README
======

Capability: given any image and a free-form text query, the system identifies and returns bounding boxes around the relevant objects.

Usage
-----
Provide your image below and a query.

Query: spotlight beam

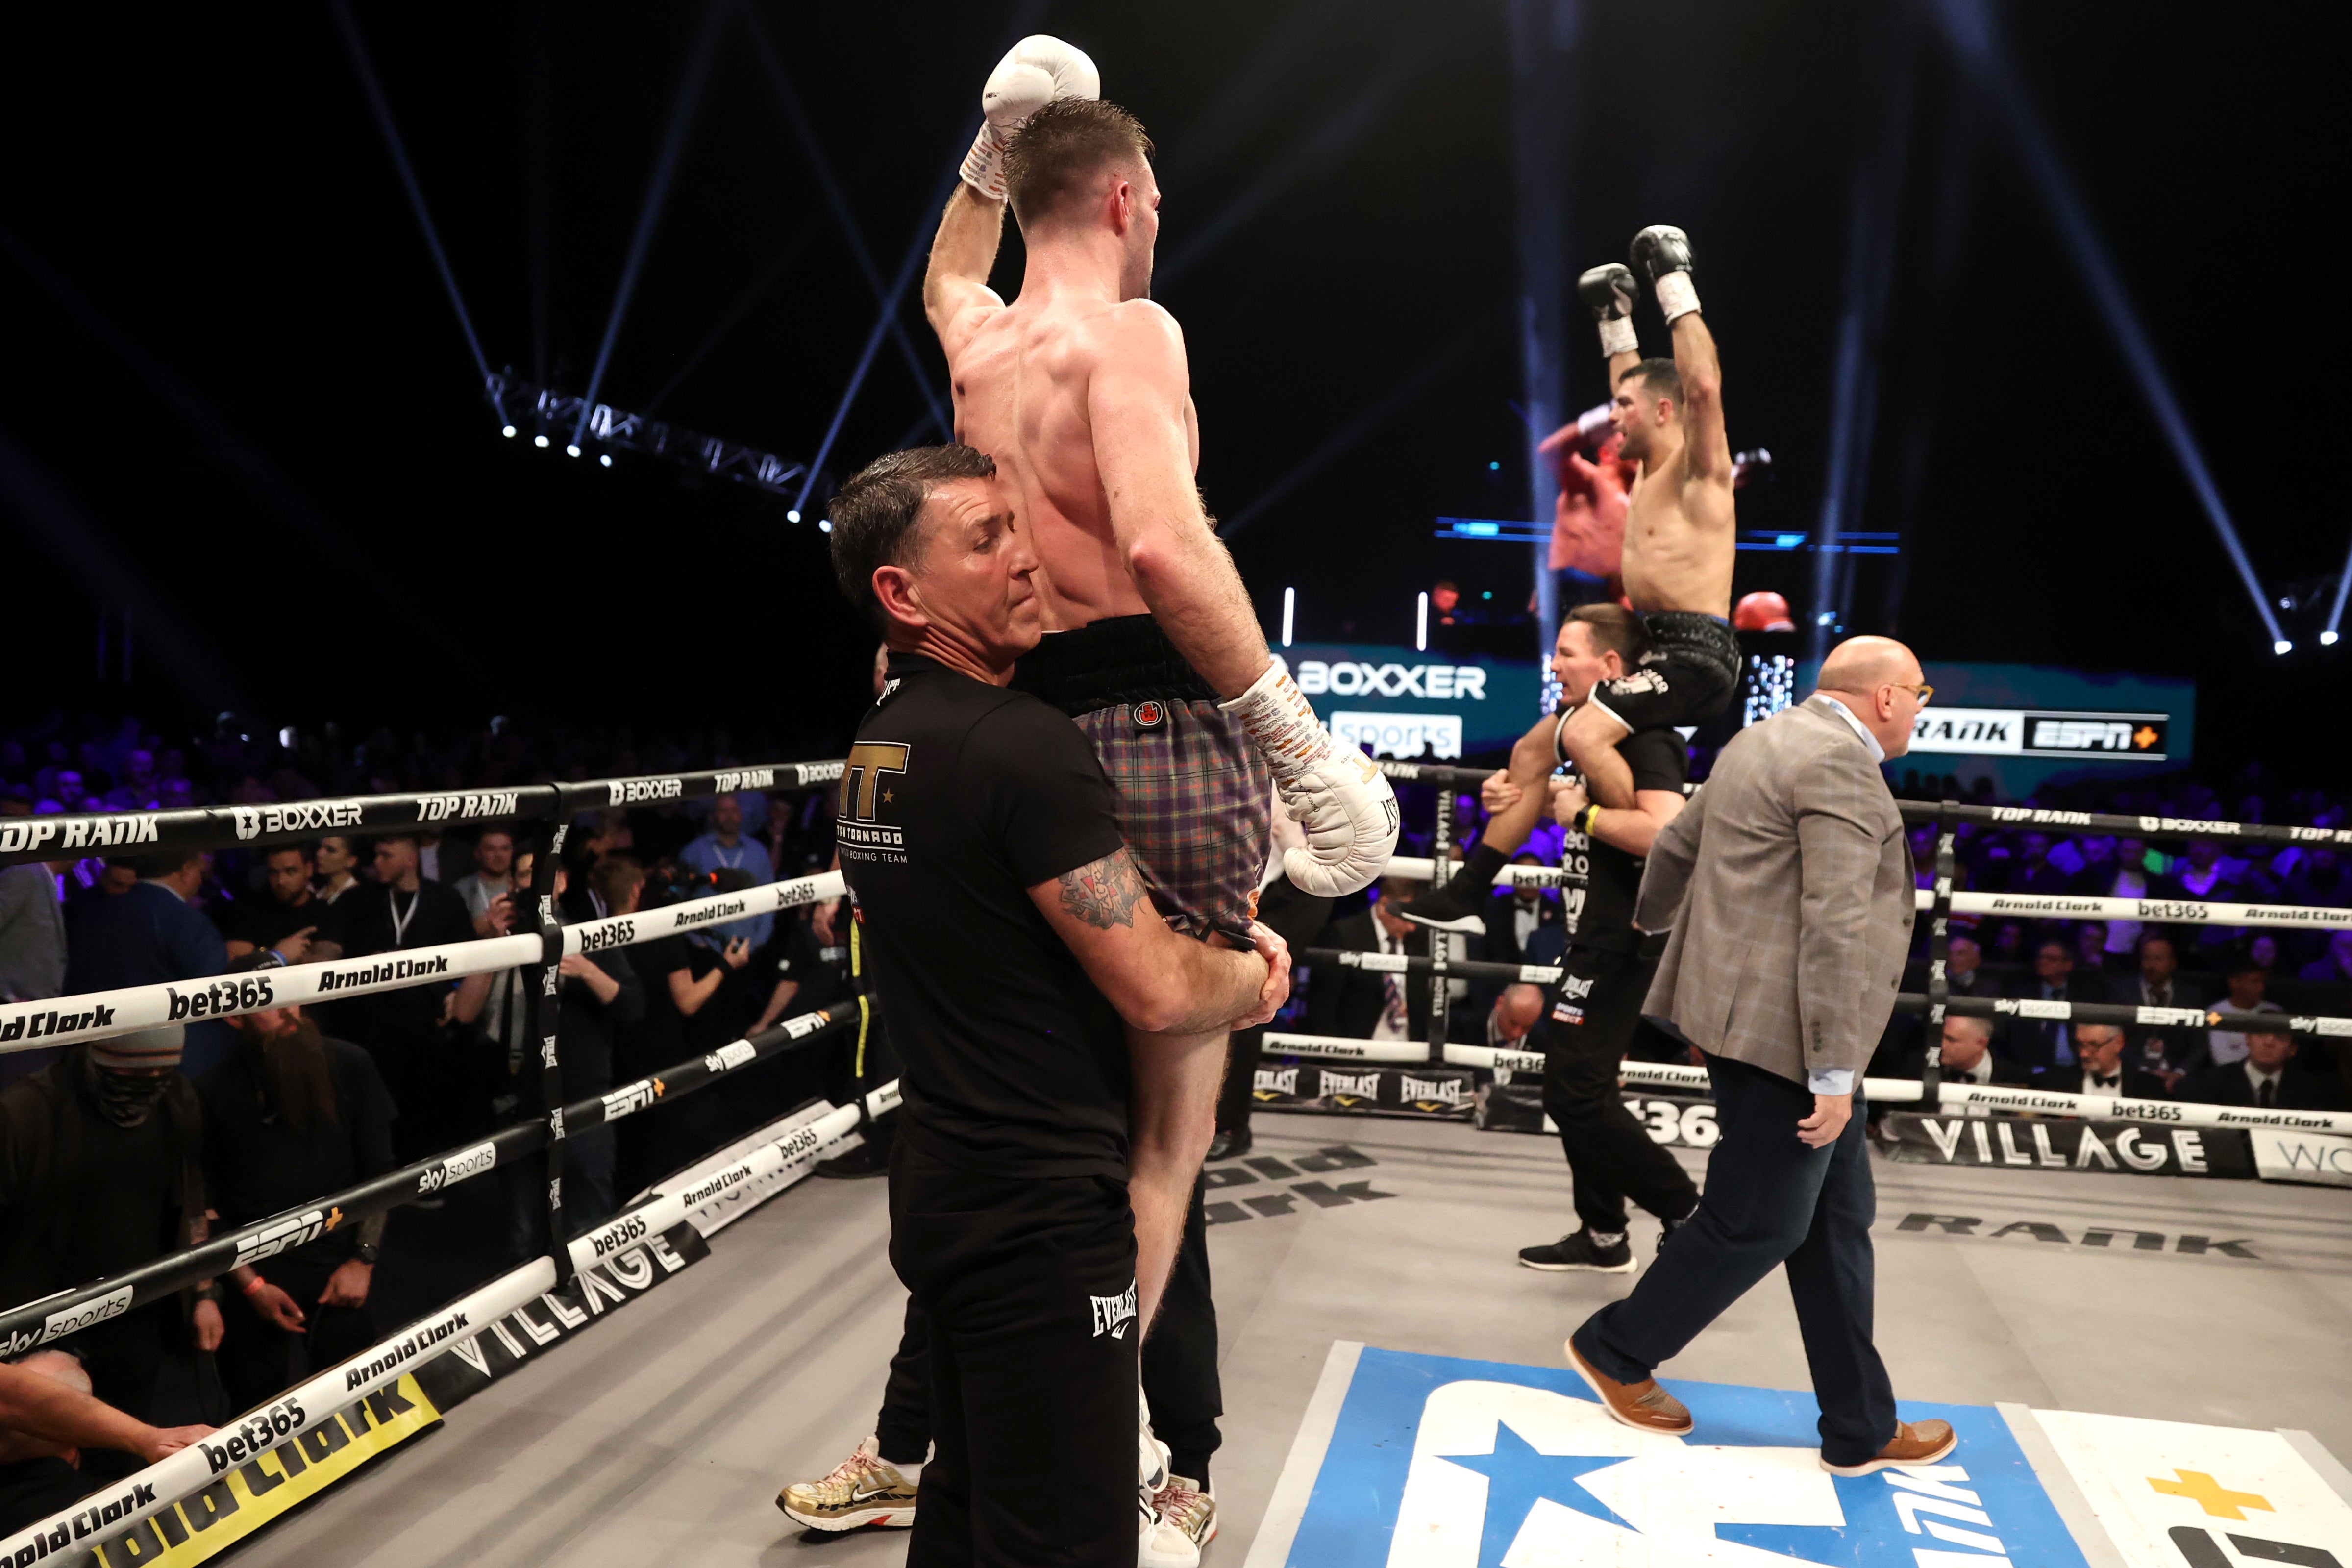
[1928,0,2286,651]
[792,0,1052,517]
[570,0,732,452]
[331,0,492,383]
[1154,64,1409,293]
[1807,6,1920,665]
[742,8,950,437]
[1217,312,1493,541]
[2325,526,2352,646]
[0,419,228,703]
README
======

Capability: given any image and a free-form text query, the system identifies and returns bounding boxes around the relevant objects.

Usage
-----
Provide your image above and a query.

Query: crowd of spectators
[1352,758,2352,1111]
[4,709,2351,1520]
[0,711,857,1516]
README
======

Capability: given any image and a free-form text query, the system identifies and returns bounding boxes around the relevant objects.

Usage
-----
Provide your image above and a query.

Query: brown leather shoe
[1564,1338,1693,1435]
[1820,1419,1958,1475]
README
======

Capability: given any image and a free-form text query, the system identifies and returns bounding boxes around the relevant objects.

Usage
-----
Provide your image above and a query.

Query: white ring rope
[0,1257,559,1565]
[1262,1033,2352,1134]
[0,872,846,1054]
[1379,854,2352,930]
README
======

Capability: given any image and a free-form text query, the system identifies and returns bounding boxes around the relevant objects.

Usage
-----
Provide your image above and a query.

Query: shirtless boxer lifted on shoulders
[920,38,1397,1549]
[1404,227,1737,933]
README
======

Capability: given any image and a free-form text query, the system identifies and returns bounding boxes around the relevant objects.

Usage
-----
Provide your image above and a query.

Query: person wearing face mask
[0,1025,219,1428]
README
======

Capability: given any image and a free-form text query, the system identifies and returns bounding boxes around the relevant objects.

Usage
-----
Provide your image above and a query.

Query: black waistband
[1011,615,1216,716]
[1639,610,1737,649]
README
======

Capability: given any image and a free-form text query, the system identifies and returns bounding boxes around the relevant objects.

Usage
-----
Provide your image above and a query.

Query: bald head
[1493,983,1547,1044]
[1818,636,1917,695]
[1815,635,1924,759]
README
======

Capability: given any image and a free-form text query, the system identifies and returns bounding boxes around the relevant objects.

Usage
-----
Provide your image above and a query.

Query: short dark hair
[827,445,999,630]
[1564,602,1648,665]
[591,853,646,913]
[1618,356,1683,412]
[2228,955,2267,978]
[1004,98,1155,227]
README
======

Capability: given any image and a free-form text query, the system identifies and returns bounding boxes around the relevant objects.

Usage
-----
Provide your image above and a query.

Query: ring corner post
[521,809,570,1290]
[1920,798,1958,1111]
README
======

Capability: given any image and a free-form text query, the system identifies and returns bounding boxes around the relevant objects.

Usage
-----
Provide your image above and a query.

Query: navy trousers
[1570,1051,1897,1466]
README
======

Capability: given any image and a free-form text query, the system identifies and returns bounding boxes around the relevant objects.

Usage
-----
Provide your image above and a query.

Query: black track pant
[877,1171,1223,1483]
[1542,939,1700,1235]
[892,1144,1139,1568]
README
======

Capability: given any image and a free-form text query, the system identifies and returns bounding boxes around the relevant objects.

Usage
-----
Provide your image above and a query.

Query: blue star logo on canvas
[1437,1421,1636,1568]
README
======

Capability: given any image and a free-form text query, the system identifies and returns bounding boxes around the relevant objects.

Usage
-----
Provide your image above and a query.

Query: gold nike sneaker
[777,1435,919,1531]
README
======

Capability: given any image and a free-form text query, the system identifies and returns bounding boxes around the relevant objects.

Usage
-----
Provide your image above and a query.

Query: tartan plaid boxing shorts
[1013,615,1273,943]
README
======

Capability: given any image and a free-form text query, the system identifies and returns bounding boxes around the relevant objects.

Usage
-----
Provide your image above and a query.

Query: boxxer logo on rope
[1089,1283,1138,1341]
[608,777,683,805]
[230,800,365,841]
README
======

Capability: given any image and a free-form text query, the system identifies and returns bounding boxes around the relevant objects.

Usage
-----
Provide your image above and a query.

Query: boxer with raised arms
[924,38,1394,1327]
[1404,227,1740,935]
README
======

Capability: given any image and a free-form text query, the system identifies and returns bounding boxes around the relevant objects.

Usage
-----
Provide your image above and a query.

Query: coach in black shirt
[1515,606,1702,1276]
[827,445,1287,1568]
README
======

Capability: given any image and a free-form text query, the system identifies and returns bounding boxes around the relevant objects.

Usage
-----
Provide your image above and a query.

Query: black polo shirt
[1568,726,1688,952]
[841,653,1128,1180]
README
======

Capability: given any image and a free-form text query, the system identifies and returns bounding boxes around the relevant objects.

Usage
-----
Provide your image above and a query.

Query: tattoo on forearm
[1059,851,1150,930]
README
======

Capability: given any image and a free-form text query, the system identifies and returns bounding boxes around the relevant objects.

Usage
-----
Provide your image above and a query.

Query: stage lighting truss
[485,372,811,503]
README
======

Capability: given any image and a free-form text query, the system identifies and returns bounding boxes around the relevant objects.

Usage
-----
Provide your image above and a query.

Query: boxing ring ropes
[4,757,2352,1559]
[0,760,896,1563]
[1263,759,2352,1141]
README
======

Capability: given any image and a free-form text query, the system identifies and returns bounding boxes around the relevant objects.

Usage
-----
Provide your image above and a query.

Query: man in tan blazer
[1563,636,1959,1476]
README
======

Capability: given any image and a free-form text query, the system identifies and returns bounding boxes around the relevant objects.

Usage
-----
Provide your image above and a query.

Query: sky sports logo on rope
[1909,707,2170,760]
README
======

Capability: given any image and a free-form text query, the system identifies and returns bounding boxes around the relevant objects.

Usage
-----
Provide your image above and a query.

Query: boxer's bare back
[937,278,1195,631]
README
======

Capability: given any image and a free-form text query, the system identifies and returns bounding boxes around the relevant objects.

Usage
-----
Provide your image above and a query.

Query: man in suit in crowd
[1306,878,1470,1042]
[2002,937,2110,1073]
[2039,1022,2167,1100]
[2176,1027,2329,1110]
[1564,636,1956,1476]
[1894,1015,2030,1099]
[2125,934,2208,1085]
[1874,929,1997,1076]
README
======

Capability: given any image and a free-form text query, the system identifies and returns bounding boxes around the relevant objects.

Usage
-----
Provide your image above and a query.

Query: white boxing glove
[1220,660,1400,897]
[958,35,1100,204]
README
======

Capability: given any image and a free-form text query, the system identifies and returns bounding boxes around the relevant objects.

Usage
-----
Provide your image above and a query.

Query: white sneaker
[776,1434,919,1531]
[1148,1475,1216,1562]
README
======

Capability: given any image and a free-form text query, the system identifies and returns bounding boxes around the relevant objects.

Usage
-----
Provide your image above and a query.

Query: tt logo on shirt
[1089,1282,1139,1341]
[839,742,911,822]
